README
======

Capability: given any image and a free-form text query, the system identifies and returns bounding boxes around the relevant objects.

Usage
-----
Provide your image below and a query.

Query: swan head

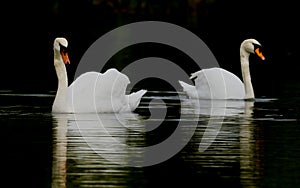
[241,39,265,60]
[53,37,70,64]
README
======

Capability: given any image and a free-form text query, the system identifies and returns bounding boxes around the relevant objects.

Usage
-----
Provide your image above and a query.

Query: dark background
[2,0,299,98]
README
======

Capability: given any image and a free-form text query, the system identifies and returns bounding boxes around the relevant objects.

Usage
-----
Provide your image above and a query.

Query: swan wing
[127,89,147,111]
[94,68,131,112]
[94,68,147,112]
[192,68,245,99]
[68,72,99,113]
[178,80,198,99]
[68,68,142,113]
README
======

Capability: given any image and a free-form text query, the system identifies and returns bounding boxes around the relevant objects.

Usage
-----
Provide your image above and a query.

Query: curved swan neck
[52,48,68,112]
[54,49,68,84]
[240,48,254,99]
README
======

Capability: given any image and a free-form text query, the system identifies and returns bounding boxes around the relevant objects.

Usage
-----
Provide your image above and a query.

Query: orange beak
[61,51,70,64]
[255,48,265,60]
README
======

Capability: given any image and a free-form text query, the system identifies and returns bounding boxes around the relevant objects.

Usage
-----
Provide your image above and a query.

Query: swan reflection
[181,97,260,187]
[52,113,68,188]
[51,96,261,187]
[51,112,146,188]
[181,98,253,117]
[180,97,254,152]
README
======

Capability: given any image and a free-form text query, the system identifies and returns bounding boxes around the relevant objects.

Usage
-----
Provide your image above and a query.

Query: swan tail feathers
[178,80,198,99]
[190,72,200,79]
[128,89,147,111]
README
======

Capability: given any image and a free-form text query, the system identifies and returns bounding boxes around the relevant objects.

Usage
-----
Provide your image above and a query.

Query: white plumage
[179,39,265,100]
[52,37,147,113]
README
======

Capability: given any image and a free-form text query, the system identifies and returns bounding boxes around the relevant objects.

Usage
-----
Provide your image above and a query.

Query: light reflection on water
[1,89,300,188]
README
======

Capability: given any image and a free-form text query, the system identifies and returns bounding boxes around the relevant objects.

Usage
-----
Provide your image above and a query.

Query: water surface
[1,84,300,188]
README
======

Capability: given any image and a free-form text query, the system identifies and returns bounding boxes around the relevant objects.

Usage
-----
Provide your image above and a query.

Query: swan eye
[252,43,265,60]
[59,43,70,64]
[253,43,261,50]
[59,43,68,52]
[61,48,67,55]
[59,43,68,55]
[254,47,265,60]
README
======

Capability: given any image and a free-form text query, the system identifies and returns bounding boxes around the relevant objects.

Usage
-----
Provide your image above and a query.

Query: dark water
[1,83,300,188]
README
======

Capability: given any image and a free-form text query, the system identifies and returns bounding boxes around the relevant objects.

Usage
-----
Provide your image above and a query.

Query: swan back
[191,68,245,99]
[68,68,146,113]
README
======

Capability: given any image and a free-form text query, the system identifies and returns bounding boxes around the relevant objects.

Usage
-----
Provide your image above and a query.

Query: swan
[52,37,147,113]
[178,38,265,100]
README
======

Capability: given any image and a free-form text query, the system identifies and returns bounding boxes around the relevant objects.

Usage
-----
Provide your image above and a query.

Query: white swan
[52,37,147,113]
[179,38,265,100]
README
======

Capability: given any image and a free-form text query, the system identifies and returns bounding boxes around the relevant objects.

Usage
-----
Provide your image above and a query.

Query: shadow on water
[1,84,300,188]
